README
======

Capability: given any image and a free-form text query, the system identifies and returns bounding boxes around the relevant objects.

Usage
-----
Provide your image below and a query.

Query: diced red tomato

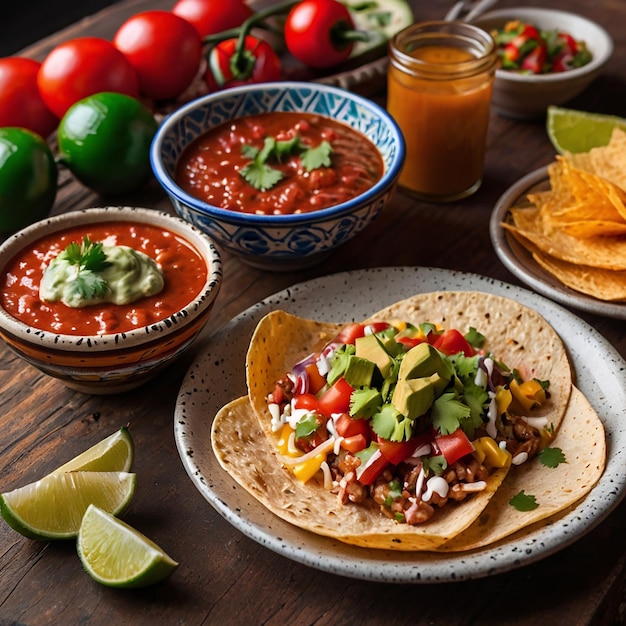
[432,329,476,357]
[304,362,326,394]
[356,449,389,485]
[396,335,426,348]
[435,428,474,465]
[317,377,354,416]
[335,412,370,439]
[366,322,391,334]
[521,45,547,73]
[341,434,368,453]
[293,393,320,411]
[558,32,578,54]
[378,435,423,465]
[332,323,366,345]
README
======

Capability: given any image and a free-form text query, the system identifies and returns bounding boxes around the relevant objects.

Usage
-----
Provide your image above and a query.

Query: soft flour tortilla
[438,386,606,552]
[212,395,509,551]
[215,291,579,551]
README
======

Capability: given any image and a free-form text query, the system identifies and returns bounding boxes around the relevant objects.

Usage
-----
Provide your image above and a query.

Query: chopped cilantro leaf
[431,392,471,435]
[327,344,355,385]
[538,446,566,468]
[295,412,320,438]
[422,455,447,476]
[465,326,486,349]
[239,133,334,191]
[58,236,111,300]
[509,490,539,511]
[371,404,413,442]
[301,140,332,171]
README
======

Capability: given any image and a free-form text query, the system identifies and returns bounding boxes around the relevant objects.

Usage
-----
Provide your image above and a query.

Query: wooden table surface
[2,0,626,624]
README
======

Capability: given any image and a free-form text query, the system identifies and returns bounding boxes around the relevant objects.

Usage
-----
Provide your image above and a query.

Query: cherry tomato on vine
[172,0,253,38]
[0,128,57,233]
[113,11,203,101]
[205,35,281,90]
[284,0,357,69]
[0,57,58,138]
[37,37,139,119]
[57,92,158,195]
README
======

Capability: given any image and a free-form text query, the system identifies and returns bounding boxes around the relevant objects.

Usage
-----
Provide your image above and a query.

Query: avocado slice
[343,355,377,388]
[391,377,435,421]
[355,333,394,378]
[398,342,454,384]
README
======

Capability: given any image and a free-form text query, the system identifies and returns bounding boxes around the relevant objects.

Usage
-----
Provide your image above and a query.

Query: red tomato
[435,428,474,465]
[0,57,58,138]
[172,0,253,38]
[377,436,421,465]
[335,413,370,439]
[204,35,281,90]
[396,335,426,349]
[284,0,356,69]
[114,11,202,101]
[521,44,547,74]
[357,448,388,485]
[317,377,354,416]
[37,37,139,119]
[432,329,475,357]
[332,322,365,345]
[293,393,320,411]
[366,322,391,334]
[341,434,368,453]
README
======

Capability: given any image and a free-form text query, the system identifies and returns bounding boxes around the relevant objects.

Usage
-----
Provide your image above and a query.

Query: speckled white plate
[490,166,626,320]
[174,267,626,583]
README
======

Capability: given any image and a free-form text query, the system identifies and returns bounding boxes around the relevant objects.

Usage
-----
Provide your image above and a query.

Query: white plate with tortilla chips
[490,166,626,320]
[174,267,626,582]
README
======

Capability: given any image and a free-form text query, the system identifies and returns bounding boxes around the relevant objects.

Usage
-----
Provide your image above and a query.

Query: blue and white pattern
[151,82,405,270]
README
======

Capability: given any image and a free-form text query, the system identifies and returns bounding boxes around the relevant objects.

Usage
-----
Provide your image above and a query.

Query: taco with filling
[211,292,603,551]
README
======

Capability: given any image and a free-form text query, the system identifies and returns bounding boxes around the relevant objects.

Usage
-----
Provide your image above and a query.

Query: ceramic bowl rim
[473,7,614,84]
[150,81,406,226]
[0,206,222,351]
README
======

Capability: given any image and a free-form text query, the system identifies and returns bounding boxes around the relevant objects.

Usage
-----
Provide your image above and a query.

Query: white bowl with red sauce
[0,207,222,394]
[150,82,405,271]
[472,8,613,119]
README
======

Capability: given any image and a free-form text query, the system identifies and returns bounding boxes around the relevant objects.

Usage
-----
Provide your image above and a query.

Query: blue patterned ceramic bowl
[150,82,405,270]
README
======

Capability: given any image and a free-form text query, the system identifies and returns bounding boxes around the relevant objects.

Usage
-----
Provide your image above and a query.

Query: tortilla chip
[211,395,509,551]
[437,386,606,552]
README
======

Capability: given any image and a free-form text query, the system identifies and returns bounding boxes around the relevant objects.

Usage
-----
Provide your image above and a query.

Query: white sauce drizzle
[520,415,549,429]
[321,461,333,490]
[422,476,449,502]
[486,392,498,438]
[512,452,529,465]
[459,481,487,493]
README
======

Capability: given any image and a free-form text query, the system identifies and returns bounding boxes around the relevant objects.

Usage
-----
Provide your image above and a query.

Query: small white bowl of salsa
[472,7,613,119]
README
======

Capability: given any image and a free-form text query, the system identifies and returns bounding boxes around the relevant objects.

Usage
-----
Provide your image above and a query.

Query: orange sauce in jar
[387,23,497,202]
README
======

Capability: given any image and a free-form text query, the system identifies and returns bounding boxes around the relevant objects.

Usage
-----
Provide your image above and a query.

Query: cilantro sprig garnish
[58,236,112,300]
[239,134,332,191]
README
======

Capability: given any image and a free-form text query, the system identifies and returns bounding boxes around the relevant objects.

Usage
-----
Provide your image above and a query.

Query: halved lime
[53,427,134,474]
[547,106,626,154]
[0,471,136,540]
[78,504,178,588]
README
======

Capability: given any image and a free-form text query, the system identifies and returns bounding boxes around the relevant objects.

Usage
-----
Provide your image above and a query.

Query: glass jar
[387,21,497,202]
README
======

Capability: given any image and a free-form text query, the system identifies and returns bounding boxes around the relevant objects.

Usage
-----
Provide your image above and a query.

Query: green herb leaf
[295,412,321,439]
[431,392,471,435]
[465,326,486,349]
[509,490,539,512]
[239,133,333,191]
[301,141,332,171]
[538,446,566,468]
[371,404,413,442]
[422,455,447,476]
[58,236,112,300]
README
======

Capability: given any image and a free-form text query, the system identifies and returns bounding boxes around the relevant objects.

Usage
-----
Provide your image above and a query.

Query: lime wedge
[53,427,134,474]
[78,504,178,588]
[0,471,136,540]
[547,106,626,154]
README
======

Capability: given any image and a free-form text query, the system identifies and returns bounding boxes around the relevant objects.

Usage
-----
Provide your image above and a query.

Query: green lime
[78,504,178,588]
[547,106,626,154]
[0,127,57,233]
[57,92,158,195]
[53,427,134,474]
[0,471,136,540]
